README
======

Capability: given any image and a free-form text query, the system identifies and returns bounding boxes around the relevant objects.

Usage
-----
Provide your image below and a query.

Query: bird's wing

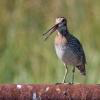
[67,35,86,64]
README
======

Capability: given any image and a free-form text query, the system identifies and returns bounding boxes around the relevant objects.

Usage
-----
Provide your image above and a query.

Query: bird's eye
[62,19,65,22]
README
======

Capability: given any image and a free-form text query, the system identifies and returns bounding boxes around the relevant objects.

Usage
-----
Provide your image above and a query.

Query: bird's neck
[57,27,70,37]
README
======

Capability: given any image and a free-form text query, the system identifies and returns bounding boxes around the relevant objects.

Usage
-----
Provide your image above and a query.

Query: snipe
[43,17,86,84]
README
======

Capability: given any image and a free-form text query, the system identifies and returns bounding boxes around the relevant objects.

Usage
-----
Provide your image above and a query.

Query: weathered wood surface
[0,84,100,100]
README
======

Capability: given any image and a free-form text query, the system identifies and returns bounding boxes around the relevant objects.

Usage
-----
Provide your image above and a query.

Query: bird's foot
[55,82,73,85]
[68,82,74,85]
[55,82,63,85]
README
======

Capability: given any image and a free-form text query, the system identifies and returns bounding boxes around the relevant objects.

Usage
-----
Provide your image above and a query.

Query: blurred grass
[0,0,100,83]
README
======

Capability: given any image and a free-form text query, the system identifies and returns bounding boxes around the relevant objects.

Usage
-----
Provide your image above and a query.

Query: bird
[43,17,86,84]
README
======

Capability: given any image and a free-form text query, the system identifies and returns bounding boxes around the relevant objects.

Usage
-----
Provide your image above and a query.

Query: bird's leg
[62,65,68,83]
[55,65,68,85]
[72,66,75,84]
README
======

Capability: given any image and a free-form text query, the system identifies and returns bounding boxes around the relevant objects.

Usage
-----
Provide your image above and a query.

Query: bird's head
[43,17,68,40]
[55,17,67,27]
[55,17,67,33]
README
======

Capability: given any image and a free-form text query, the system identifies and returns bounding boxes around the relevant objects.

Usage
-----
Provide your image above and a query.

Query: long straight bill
[43,24,58,40]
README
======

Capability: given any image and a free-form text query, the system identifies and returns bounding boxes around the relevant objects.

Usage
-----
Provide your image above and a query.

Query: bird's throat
[57,28,69,37]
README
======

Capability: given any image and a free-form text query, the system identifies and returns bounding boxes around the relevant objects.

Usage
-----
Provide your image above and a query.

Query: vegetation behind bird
[0,0,99,83]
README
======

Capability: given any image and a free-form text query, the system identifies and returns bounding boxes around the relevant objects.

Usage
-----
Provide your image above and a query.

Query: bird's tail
[76,65,86,75]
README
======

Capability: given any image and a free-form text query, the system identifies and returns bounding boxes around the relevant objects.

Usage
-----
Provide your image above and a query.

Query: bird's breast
[55,34,68,60]
[55,34,68,45]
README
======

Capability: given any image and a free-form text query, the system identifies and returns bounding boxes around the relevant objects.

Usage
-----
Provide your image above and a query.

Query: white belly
[55,44,80,65]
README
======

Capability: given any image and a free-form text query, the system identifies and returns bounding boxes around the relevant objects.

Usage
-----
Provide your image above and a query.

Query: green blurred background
[0,0,100,84]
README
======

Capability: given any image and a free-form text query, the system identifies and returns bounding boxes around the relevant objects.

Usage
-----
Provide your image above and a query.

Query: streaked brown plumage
[43,17,86,83]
